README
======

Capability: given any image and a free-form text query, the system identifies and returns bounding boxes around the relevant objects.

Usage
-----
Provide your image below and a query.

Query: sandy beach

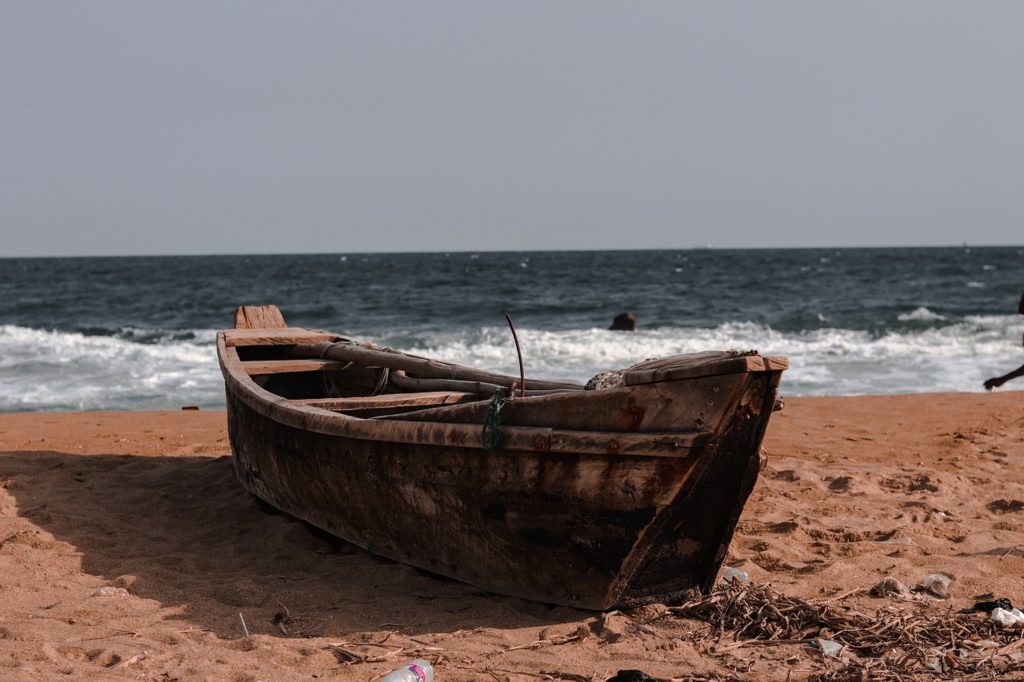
[1,392,1023,681]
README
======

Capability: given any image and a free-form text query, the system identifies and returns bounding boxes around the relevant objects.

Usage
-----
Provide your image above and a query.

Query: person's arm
[985,364,1024,390]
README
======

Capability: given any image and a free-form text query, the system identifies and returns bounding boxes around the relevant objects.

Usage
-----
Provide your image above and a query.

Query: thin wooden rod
[505,312,526,399]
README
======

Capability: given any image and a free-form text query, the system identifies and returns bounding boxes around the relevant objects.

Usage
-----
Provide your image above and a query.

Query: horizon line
[3,243,1023,260]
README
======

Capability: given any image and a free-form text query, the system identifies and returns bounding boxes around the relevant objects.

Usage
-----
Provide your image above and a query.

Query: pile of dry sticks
[669,582,1024,680]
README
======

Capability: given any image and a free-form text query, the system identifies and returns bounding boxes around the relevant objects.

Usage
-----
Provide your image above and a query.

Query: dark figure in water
[984,292,1024,390]
[609,312,637,331]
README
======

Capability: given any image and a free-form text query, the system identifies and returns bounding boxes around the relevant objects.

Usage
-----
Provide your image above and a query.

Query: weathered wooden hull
[218,314,784,609]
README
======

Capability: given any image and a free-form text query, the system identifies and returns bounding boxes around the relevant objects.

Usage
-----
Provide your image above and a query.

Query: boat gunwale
[217,330,781,458]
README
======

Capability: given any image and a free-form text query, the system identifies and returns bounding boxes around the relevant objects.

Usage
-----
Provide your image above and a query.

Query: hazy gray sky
[2,2,1022,256]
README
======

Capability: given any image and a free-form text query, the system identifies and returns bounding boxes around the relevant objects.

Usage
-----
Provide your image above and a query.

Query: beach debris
[990,607,1024,628]
[238,612,250,637]
[111,651,147,669]
[962,597,1013,614]
[327,644,367,663]
[271,610,291,636]
[593,611,631,643]
[668,580,1024,679]
[90,587,129,598]
[538,673,591,682]
[913,573,954,599]
[490,626,588,655]
[870,576,910,599]
[238,612,256,650]
[719,566,750,585]
[809,637,845,660]
[379,658,434,682]
[180,405,199,411]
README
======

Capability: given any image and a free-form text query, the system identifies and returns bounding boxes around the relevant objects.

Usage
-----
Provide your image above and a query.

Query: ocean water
[0,247,1021,412]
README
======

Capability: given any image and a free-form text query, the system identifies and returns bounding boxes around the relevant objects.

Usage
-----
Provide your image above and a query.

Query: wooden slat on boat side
[382,372,748,433]
[625,354,767,386]
[220,336,715,457]
[234,305,287,329]
[290,391,478,411]
[242,359,351,375]
[222,328,338,347]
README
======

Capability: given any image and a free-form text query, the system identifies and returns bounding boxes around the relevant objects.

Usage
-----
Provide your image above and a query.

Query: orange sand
[1,392,1022,680]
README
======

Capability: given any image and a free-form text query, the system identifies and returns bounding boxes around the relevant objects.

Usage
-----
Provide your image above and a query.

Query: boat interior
[221,306,785,425]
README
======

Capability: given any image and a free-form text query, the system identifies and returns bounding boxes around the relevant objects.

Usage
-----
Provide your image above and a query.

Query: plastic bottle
[379,659,434,682]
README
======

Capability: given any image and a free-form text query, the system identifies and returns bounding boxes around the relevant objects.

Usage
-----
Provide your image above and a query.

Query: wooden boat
[218,305,787,610]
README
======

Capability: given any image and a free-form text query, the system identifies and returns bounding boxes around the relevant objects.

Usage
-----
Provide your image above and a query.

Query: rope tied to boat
[481,387,509,451]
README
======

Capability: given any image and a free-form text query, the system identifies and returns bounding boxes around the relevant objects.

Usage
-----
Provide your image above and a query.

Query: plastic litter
[810,638,844,659]
[720,567,750,585]
[962,598,1013,614]
[990,608,1024,628]
[380,659,434,682]
[913,573,954,599]
[870,576,910,599]
[90,587,129,598]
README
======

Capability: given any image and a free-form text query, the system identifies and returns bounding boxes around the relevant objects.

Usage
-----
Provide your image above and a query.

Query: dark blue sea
[0,247,1021,411]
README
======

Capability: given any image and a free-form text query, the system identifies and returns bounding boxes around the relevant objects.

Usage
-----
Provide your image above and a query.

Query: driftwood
[289,342,583,392]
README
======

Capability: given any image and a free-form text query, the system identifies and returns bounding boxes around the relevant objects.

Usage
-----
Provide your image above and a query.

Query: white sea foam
[896,307,946,322]
[0,325,223,412]
[387,315,1021,397]
[1,314,1021,411]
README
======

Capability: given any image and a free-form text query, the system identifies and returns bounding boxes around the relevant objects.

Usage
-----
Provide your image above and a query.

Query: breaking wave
[0,325,223,412]
[1,312,1019,411]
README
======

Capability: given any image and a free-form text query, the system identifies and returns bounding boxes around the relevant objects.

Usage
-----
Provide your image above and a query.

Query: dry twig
[669,582,1024,680]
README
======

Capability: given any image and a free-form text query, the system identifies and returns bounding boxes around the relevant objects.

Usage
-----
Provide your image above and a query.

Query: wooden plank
[762,356,789,371]
[242,359,351,375]
[290,392,479,411]
[626,357,761,385]
[382,373,748,433]
[234,305,287,329]
[222,328,338,347]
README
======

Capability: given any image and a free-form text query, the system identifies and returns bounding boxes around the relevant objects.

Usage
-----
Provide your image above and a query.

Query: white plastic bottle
[379,659,434,682]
